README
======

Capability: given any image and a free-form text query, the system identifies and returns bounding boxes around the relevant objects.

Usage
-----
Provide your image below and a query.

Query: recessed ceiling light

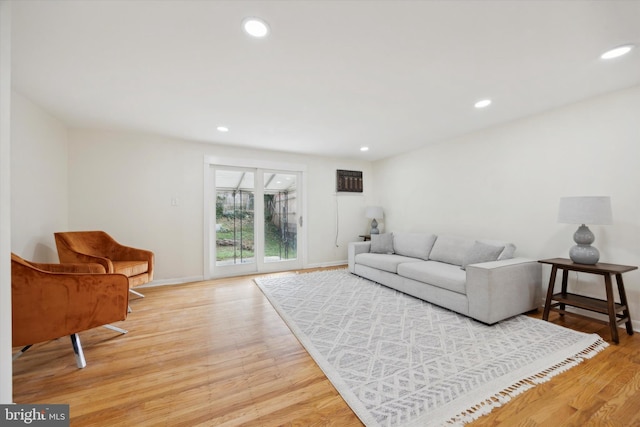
[243,18,270,38]
[600,44,634,59]
[474,99,492,109]
[216,126,229,132]
[360,146,369,152]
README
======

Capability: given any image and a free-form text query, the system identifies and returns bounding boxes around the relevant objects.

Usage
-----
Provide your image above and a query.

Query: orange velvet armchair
[11,253,129,368]
[54,231,154,297]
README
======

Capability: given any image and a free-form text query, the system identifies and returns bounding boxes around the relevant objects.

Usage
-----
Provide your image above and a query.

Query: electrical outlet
[171,197,179,206]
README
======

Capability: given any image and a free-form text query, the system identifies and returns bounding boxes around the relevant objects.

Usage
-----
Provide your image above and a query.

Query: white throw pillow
[460,241,505,270]
[370,233,394,254]
[478,239,516,260]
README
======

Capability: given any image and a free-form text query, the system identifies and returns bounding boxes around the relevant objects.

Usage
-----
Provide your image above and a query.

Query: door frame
[203,156,307,279]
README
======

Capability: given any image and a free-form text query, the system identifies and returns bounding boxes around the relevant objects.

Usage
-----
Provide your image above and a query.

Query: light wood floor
[12,267,640,426]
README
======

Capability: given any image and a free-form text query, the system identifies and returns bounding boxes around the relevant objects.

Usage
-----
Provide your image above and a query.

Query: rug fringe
[445,336,609,426]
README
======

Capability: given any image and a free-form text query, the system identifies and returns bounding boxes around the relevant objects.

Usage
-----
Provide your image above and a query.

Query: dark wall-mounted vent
[336,170,363,193]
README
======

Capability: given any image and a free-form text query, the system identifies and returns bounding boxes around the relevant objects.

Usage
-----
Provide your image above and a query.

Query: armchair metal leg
[103,324,128,334]
[12,345,32,361]
[129,289,144,298]
[70,334,87,369]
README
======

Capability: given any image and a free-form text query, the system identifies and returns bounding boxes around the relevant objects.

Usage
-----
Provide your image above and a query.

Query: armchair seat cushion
[113,260,149,277]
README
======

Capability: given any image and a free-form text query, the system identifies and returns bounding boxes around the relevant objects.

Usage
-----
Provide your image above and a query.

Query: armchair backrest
[11,253,129,347]
[55,231,120,259]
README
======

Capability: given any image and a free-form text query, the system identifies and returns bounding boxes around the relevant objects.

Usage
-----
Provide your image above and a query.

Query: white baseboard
[305,260,347,269]
[138,276,204,288]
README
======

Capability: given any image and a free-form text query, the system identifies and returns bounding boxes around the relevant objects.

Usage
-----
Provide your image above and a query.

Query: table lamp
[558,196,612,264]
[366,206,384,235]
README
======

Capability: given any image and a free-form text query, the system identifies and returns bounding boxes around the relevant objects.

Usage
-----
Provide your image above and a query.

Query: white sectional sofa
[348,232,541,324]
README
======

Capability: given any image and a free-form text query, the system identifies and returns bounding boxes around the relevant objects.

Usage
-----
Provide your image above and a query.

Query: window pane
[215,170,255,266]
[264,172,297,263]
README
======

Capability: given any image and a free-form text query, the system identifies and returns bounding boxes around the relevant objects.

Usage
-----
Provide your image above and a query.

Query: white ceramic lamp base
[569,224,600,265]
[370,218,379,235]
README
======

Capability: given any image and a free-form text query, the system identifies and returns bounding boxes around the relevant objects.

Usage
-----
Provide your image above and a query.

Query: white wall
[374,85,640,325]
[67,129,373,282]
[11,91,68,261]
[1,0,12,404]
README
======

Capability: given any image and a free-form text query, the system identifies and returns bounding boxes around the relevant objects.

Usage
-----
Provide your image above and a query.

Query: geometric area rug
[255,269,609,426]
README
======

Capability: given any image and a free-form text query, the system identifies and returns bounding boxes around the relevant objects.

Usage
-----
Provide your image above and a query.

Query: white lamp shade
[558,196,612,225]
[366,206,384,219]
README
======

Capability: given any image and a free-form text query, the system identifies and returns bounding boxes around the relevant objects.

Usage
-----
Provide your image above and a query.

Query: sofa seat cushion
[397,261,467,294]
[355,253,422,274]
[112,260,148,277]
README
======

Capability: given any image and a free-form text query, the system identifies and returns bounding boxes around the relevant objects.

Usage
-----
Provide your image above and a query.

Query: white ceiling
[10,0,640,161]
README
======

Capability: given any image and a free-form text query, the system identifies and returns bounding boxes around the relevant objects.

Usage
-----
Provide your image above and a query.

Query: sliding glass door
[263,171,298,264]
[211,165,302,277]
[214,168,256,269]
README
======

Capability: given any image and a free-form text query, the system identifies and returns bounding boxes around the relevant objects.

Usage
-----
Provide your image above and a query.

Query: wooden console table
[539,258,637,344]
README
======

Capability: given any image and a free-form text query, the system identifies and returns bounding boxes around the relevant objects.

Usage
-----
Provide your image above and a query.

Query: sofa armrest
[465,257,542,324]
[348,241,371,273]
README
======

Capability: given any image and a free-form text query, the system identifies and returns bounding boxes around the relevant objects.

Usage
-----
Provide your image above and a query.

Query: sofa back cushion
[392,232,437,260]
[428,235,475,266]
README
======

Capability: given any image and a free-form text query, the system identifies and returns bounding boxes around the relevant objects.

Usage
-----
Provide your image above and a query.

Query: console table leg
[559,269,568,315]
[543,266,558,321]
[616,273,634,336]
[604,274,619,344]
